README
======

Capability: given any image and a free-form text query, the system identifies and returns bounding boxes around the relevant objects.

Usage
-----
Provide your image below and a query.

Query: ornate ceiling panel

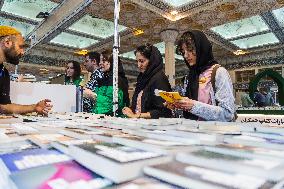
[1,0,284,80]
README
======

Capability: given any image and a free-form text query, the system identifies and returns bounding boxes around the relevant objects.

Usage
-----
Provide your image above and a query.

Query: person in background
[83,51,103,113]
[241,89,254,107]
[94,50,129,116]
[122,44,172,119]
[0,26,52,115]
[168,30,235,121]
[264,88,274,106]
[65,60,84,87]
[253,89,266,107]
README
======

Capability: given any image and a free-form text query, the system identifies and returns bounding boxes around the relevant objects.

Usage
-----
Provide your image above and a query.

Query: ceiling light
[36,12,49,19]
[170,10,178,15]
[74,49,88,56]
[133,28,144,36]
[233,50,248,55]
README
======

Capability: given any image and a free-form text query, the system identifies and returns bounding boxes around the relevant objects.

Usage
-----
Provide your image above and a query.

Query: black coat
[132,70,172,119]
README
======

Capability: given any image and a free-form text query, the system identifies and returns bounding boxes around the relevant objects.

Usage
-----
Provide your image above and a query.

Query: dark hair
[67,60,81,80]
[101,49,113,72]
[176,32,196,56]
[134,43,153,60]
[86,51,100,66]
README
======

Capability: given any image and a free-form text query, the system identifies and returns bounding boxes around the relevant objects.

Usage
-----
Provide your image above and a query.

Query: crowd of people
[0,26,236,121]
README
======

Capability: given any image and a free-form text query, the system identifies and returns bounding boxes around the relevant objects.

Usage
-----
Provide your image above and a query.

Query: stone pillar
[160,29,179,87]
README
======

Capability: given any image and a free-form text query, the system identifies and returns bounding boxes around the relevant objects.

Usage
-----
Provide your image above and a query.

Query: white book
[113,135,197,155]
[27,133,74,148]
[208,143,284,159]
[59,128,103,140]
[144,160,277,189]
[11,123,39,135]
[69,142,171,183]
[165,130,223,145]
[51,139,95,155]
[176,147,284,181]
[224,135,284,150]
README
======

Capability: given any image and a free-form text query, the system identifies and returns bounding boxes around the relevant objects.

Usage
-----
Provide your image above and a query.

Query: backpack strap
[211,64,221,94]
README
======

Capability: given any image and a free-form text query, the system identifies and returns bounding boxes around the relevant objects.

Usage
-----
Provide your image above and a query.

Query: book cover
[76,142,162,163]
[145,161,276,189]
[11,160,113,189]
[0,149,71,174]
[155,90,182,103]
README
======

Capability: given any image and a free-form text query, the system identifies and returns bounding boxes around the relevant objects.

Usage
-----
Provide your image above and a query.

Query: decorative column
[160,29,179,87]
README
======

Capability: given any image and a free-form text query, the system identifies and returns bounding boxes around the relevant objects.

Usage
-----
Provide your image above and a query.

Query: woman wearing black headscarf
[122,44,172,119]
[93,50,129,117]
[170,30,235,121]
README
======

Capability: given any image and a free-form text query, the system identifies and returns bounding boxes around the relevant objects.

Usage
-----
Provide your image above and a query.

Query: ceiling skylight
[69,15,127,39]
[211,16,269,39]
[1,0,58,21]
[272,7,284,28]
[231,33,279,49]
[163,0,195,7]
[121,42,183,60]
[121,51,136,60]
[0,18,35,37]
[50,32,99,49]
[154,42,184,60]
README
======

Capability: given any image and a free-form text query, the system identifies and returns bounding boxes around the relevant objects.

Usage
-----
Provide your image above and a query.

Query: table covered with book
[1,113,284,189]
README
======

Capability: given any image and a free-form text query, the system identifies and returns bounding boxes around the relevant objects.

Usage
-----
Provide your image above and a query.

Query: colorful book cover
[11,160,113,189]
[0,149,71,174]
[156,90,182,103]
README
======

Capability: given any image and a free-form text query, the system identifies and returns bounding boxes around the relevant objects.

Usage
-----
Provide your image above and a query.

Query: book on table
[59,127,103,140]
[9,160,113,189]
[69,142,171,183]
[27,133,74,148]
[51,139,96,154]
[113,134,197,155]
[0,149,71,176]
[144,160,278,189]
[0,137,39,155]
[176,147,284,181]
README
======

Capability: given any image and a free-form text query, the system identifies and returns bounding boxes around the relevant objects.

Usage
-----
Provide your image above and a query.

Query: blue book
[0,149,71,175]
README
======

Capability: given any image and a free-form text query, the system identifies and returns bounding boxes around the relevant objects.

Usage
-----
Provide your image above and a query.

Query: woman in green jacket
[65,60,84,87]
[93,50,129,116]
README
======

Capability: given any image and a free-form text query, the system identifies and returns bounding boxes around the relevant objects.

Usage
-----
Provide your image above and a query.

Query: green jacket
[65,77,84,87]
[93,86,126,117]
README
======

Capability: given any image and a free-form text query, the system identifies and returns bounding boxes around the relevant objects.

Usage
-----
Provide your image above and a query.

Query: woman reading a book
[168,30,235,121]
[122,44,172,119]
[93,50,129,116]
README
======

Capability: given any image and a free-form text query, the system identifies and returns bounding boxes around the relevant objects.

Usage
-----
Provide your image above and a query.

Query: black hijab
[177,30,215,120]
[131,45,163,111]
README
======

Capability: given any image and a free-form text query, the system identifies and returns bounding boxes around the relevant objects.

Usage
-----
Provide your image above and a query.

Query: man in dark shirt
[82,51,103,112]
[0,26,52,115]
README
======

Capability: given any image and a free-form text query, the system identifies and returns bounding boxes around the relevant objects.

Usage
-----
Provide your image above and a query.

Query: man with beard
[0,26,52,115]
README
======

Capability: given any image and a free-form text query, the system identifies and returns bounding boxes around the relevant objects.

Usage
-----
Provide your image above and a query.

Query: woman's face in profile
[181,43,196,66]
[66,62,75,77]
[136,52,149,73]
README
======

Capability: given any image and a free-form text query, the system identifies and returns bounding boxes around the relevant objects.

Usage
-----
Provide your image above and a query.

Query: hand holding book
[155,90,194,111]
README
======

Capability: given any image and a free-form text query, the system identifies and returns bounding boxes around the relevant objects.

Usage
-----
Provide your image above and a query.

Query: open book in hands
[154,89,183,103]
